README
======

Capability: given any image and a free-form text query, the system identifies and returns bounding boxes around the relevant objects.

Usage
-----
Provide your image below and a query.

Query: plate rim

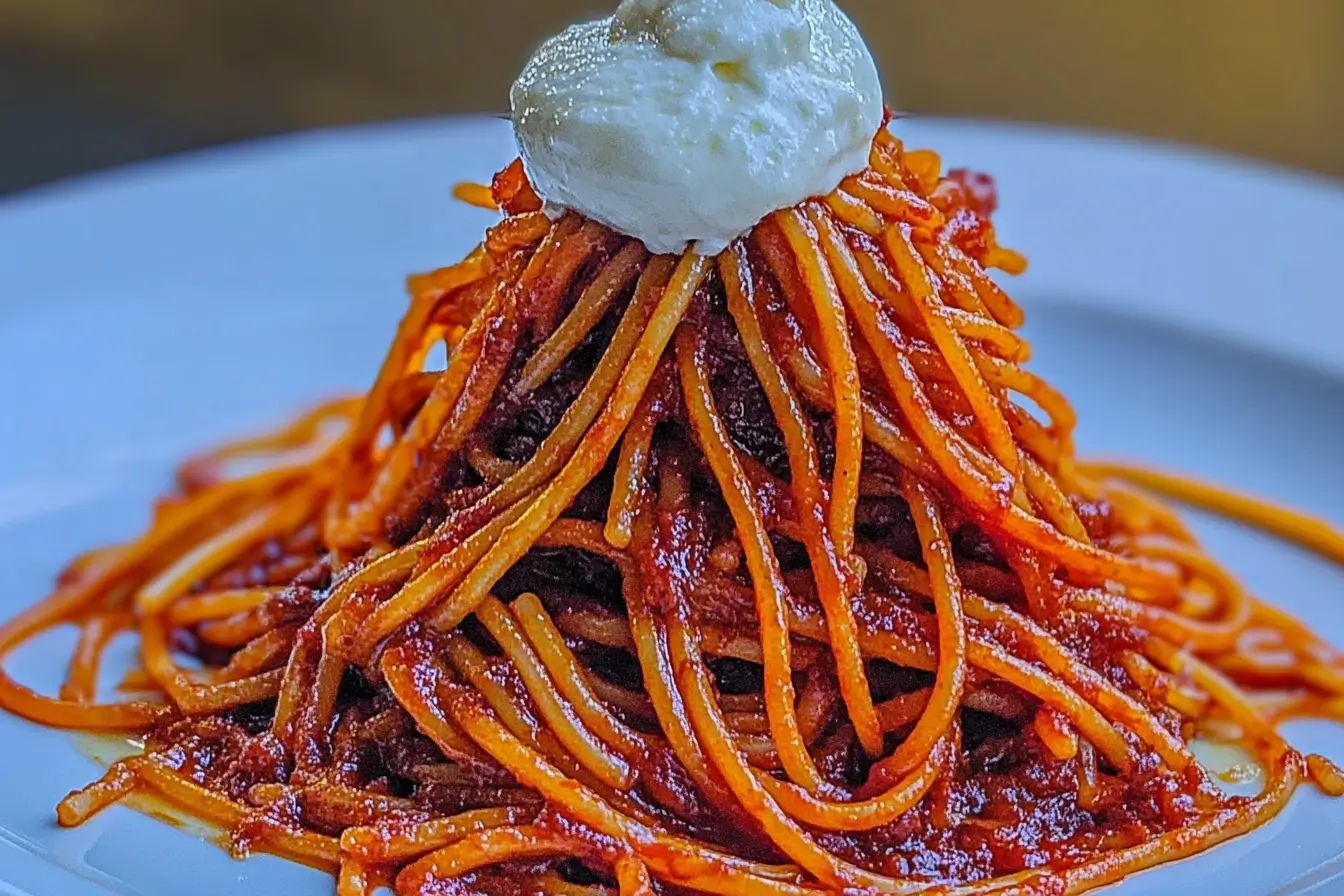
[4,113,1343,379]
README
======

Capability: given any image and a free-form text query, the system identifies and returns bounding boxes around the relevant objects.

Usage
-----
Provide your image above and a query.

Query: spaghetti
[3,121,1344,895]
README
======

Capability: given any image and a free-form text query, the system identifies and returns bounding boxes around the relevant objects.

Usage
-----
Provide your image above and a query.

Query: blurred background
[1,0,1342,195]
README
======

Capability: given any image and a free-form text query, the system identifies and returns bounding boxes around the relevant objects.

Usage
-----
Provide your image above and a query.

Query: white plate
[1,117,1343,895]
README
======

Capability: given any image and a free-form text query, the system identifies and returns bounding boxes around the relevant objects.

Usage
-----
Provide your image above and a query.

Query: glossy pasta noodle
[3,121,1344,895]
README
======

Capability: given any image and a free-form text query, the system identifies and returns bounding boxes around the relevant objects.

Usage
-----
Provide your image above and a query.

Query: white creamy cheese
[510,0,883,255]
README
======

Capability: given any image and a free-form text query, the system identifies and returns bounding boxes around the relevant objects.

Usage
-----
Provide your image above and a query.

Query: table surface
[0,0,1342,193]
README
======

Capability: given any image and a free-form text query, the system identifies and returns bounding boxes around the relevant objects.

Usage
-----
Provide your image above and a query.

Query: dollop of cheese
[510,0,883,255]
